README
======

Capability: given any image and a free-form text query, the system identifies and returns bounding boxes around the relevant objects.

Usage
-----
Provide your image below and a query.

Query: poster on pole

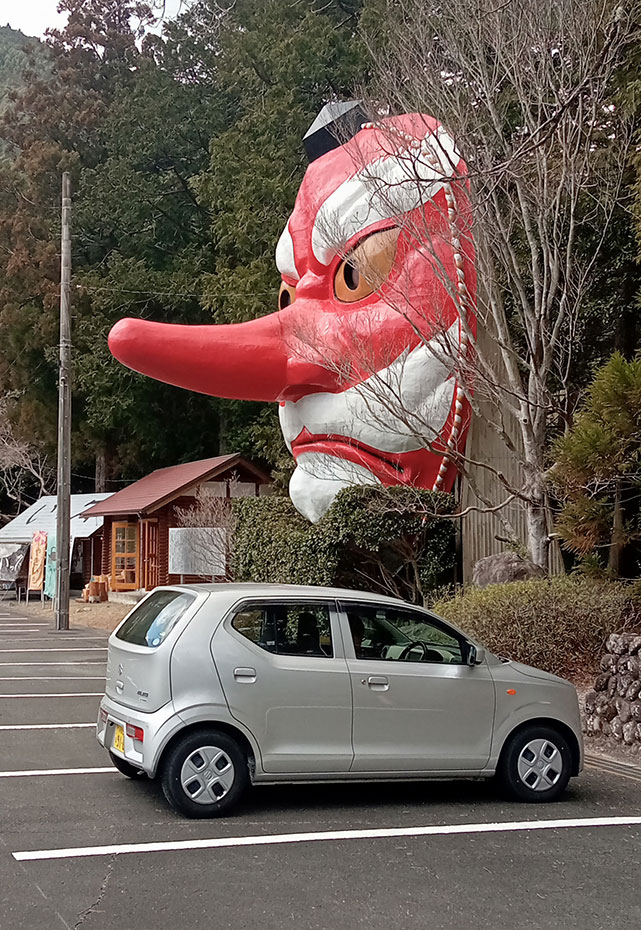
[44,533,57,600]
[28,531,48,591]
[0,544,28,583]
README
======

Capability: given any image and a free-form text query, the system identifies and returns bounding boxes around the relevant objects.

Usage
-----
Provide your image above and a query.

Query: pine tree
[552,353,641,573]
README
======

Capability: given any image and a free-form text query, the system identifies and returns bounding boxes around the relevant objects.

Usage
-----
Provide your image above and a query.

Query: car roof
[161,582,416,608]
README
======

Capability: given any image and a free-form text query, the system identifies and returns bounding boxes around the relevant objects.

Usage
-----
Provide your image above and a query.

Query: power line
[76,283,277,300]
[71,472,137,484]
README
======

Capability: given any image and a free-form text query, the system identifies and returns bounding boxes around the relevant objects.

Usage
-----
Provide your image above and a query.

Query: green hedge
[432,576,641,677]
[232,495,336,587]
[232,486,456,604]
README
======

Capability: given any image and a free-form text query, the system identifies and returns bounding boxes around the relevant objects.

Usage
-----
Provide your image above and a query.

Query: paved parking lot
[1,606,640,930]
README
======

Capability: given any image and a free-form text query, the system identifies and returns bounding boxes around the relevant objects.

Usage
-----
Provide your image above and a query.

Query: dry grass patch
[20,600,132,633]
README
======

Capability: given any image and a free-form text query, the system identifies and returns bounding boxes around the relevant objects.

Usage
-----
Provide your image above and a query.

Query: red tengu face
[108,113,476,522]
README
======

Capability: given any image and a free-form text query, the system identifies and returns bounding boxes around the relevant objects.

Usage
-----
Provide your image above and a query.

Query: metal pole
[55,172,72,632]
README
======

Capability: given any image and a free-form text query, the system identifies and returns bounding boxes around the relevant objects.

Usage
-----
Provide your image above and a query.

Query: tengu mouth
[292,434,405,485]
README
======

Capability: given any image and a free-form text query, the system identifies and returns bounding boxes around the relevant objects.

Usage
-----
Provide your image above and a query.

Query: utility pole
[55,172,72,632]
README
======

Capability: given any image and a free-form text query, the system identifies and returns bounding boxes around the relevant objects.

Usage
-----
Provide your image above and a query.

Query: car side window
[343,603,464,664]
[231,602,333,658]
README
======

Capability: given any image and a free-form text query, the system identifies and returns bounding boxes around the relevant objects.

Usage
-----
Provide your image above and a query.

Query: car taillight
[99,709,108,725]
[126,724,144,742]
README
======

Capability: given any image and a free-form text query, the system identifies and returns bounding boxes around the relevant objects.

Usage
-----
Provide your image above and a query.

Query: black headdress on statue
[303,100,368,163]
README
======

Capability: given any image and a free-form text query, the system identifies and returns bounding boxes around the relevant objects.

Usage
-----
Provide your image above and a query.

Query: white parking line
[0,677,106,681]
[0,628,49,632]
[0,723,95,731]
[1,767,114,780]
[0,648,107,653]
[0,662,106,666]
[0,692,103,698]
[0,632,107,649]
[12,815,641,863]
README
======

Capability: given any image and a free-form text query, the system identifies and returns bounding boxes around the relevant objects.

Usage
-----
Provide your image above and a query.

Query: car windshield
[115,590,196,648]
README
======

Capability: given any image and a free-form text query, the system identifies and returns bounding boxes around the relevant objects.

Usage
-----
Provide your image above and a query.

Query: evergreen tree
[192,0,366,324]
[0,26,48,131]
[552,353,641,574]
[0,2,223,489]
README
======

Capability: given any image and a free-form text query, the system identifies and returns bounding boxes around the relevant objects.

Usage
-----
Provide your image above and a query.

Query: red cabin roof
[82,455,270,517]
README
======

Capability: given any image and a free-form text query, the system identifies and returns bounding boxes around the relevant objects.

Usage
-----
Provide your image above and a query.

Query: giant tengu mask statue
[109,103,476,521]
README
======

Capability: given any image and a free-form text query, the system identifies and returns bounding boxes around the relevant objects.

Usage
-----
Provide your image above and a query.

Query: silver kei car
[97,583,583,818]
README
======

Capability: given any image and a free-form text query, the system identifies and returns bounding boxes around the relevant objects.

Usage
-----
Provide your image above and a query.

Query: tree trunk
[521,430,550,570]
[613,260,639,360]
[608,479,623,575]
[525,497,549,569]
[218,405,228,455]
[95,447,110,492]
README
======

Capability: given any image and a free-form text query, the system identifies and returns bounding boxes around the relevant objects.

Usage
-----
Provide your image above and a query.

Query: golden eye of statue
[334,228,400,303]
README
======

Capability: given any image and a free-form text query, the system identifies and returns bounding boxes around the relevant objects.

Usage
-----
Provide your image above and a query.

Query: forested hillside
[0,25,39,97]
[0,26,48,151]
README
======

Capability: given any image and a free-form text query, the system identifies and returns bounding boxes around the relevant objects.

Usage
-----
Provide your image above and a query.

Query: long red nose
[108,297,420,403]
[108,309,352,403]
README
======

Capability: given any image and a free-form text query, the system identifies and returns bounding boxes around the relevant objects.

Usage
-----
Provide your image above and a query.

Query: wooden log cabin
[82,455,271,594]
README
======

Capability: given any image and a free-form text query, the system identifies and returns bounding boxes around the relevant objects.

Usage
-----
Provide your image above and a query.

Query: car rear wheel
[497,725,572,803]
[109,752,145,779]
[160,728,248,818]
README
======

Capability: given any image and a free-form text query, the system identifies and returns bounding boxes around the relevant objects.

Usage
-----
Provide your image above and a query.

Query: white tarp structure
[0,494,113,555]
[168,527,227,577]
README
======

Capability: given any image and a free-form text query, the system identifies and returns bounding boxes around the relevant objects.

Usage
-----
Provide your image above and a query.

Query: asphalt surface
[0,606,640,930]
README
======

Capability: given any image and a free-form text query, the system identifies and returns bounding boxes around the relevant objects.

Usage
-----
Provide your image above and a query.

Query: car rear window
[116,590,196,648]
[231,601,333,657]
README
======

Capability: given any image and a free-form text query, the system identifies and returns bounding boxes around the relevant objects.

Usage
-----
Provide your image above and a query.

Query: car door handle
[366,676,389,691]
[233,667,256,682]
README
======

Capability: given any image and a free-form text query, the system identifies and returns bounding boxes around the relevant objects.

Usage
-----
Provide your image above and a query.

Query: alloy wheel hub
[517,738,563,792]
[180,745,235,805]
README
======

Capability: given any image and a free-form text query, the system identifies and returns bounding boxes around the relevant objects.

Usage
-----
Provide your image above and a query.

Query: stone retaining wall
[584,633,641,745]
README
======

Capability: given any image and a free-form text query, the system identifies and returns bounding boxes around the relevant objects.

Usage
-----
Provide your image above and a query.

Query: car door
[340,601,496,773]
[212,598,353,774]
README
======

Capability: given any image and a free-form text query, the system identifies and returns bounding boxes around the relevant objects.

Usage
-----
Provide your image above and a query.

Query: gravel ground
[18,599,132,631]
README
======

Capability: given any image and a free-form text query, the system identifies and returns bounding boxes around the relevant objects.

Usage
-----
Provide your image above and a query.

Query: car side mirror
[466,644,486,666]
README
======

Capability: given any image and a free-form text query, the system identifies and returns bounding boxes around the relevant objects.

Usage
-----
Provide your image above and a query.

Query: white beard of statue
[288,452,380,522]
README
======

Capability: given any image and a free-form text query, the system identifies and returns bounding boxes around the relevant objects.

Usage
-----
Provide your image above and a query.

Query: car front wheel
[497,725,572,803]
[160,728,248,818]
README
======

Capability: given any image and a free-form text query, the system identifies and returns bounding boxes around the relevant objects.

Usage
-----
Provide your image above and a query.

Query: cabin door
[140,519,159,591]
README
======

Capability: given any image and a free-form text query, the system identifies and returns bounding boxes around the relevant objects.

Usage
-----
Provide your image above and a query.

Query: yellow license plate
[113,725,125,753]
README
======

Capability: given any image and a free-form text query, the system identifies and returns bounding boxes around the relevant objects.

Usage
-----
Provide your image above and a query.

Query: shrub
[232,496,336,587]
[233,486,456,604]
[432,576,641,678]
